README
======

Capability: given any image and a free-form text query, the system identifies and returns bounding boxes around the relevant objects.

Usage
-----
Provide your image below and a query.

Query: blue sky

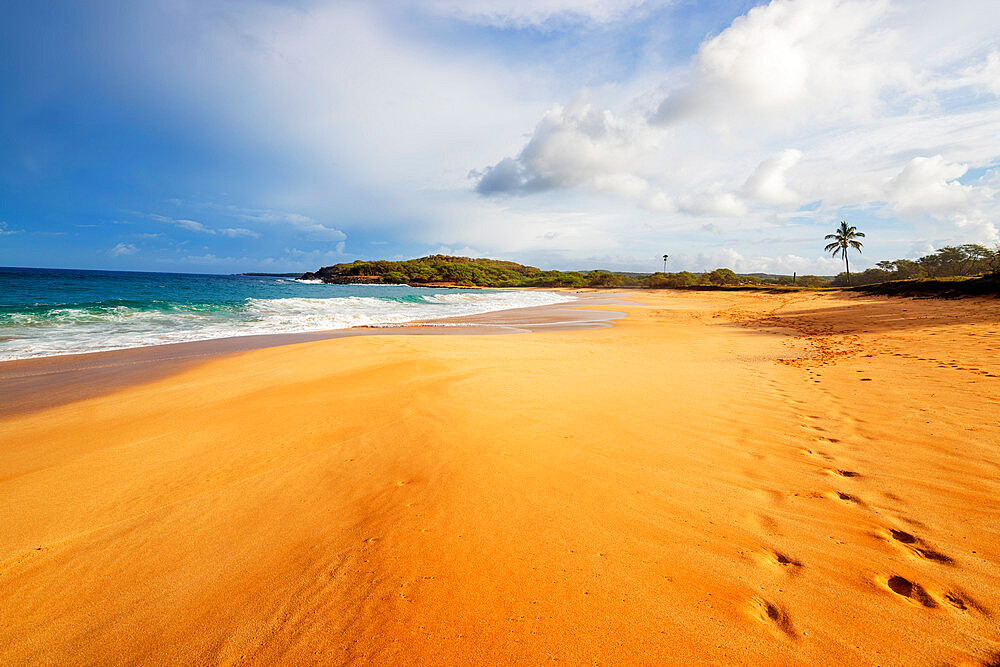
[1,0,998,275]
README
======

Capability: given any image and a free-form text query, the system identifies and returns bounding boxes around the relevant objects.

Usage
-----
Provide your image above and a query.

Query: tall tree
[662,254,669,272]
[825,221,865,285]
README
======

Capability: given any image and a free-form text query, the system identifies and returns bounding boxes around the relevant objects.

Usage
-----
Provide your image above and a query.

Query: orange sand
[1,290,999,665]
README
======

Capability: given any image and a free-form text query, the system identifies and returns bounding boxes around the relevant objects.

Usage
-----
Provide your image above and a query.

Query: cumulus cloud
[886,156,971,216]
[743,149,803,205]
[883,158,1000,243]
[475,97,659,198]
[651,0,907,126]
[110,242,138,256]
[476,0,921,213]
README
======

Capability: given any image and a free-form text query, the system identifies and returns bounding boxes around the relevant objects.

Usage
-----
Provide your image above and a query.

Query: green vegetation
[302,255,589,288]
[830,244,1000,287]
[299,241,999,297]
[851,275,1000,298]
[301,255,830,290]
[824,220,865,285]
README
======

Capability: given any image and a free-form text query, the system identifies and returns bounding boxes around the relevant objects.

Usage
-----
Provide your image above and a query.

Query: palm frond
[825,221,864,263]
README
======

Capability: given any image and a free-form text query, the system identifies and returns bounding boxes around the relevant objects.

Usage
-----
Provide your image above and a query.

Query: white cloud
[416,0,662,27]
[675,247,846,275]
[283,246,349,265]
[110,242,138,256]
[677,186,747,217]
[429,244,484,257]
[218,227,261,238]
[0,221,23,236]
[653,0,908,127]
[475,96,661,197]
[145,213,216,234]
[144,1,549,201]
[174,218,214,234]
[161,203,346,240]
[886,155,971,216]
[141,209,341,241]
[967,50,1000,96]
[743,149,803,205]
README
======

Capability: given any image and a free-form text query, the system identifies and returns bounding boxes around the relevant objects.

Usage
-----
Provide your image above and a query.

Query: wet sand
[0,293,623,417]
[1,290,998,665]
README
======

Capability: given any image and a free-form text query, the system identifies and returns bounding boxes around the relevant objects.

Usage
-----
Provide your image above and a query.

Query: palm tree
[825,221,865,285]
[662,254,669,272]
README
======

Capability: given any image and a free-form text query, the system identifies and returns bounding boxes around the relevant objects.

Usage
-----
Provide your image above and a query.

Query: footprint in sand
[886,577,988,616]
[827,490,866,507]
[750,488,787,506]
[799,447,835,462]
[748,597,798,639]
[745,511,781,534]
[821,468,861,478]
[879,528,955,565]
[884,575,938,608]
[750,548,804,573]
[940,588,989,615]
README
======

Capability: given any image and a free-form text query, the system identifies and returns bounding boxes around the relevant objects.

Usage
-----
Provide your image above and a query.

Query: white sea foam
[0,289,575,360]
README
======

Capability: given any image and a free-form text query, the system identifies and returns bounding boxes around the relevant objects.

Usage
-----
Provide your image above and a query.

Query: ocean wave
[0,289,574,360]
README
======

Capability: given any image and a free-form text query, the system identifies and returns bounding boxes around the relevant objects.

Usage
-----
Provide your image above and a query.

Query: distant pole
[793,271,796,285]
[662,254,669,273]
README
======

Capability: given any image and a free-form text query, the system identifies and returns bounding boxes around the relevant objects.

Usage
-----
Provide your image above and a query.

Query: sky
[1,0,999,275]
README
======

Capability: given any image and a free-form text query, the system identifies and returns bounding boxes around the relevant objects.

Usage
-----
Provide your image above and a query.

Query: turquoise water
[0,267,572,360]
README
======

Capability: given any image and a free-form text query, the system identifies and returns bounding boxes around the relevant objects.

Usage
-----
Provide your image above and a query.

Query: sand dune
[1,290,998,665]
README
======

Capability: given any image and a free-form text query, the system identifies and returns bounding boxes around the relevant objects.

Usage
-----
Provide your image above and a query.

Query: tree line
[300,237,998,290]
[301,255,827,289]
[829,243,1000,286]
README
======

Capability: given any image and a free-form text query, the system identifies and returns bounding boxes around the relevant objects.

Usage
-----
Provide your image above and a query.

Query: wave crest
[0,289,574,360]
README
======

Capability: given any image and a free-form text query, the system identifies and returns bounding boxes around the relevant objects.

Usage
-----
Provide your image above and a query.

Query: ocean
[0,267,574,361]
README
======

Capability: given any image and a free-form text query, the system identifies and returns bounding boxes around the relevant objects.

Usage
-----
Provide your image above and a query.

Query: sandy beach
[1,289,998,665]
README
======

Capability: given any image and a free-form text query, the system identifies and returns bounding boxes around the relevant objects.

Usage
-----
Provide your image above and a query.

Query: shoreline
[0,292,628,418]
